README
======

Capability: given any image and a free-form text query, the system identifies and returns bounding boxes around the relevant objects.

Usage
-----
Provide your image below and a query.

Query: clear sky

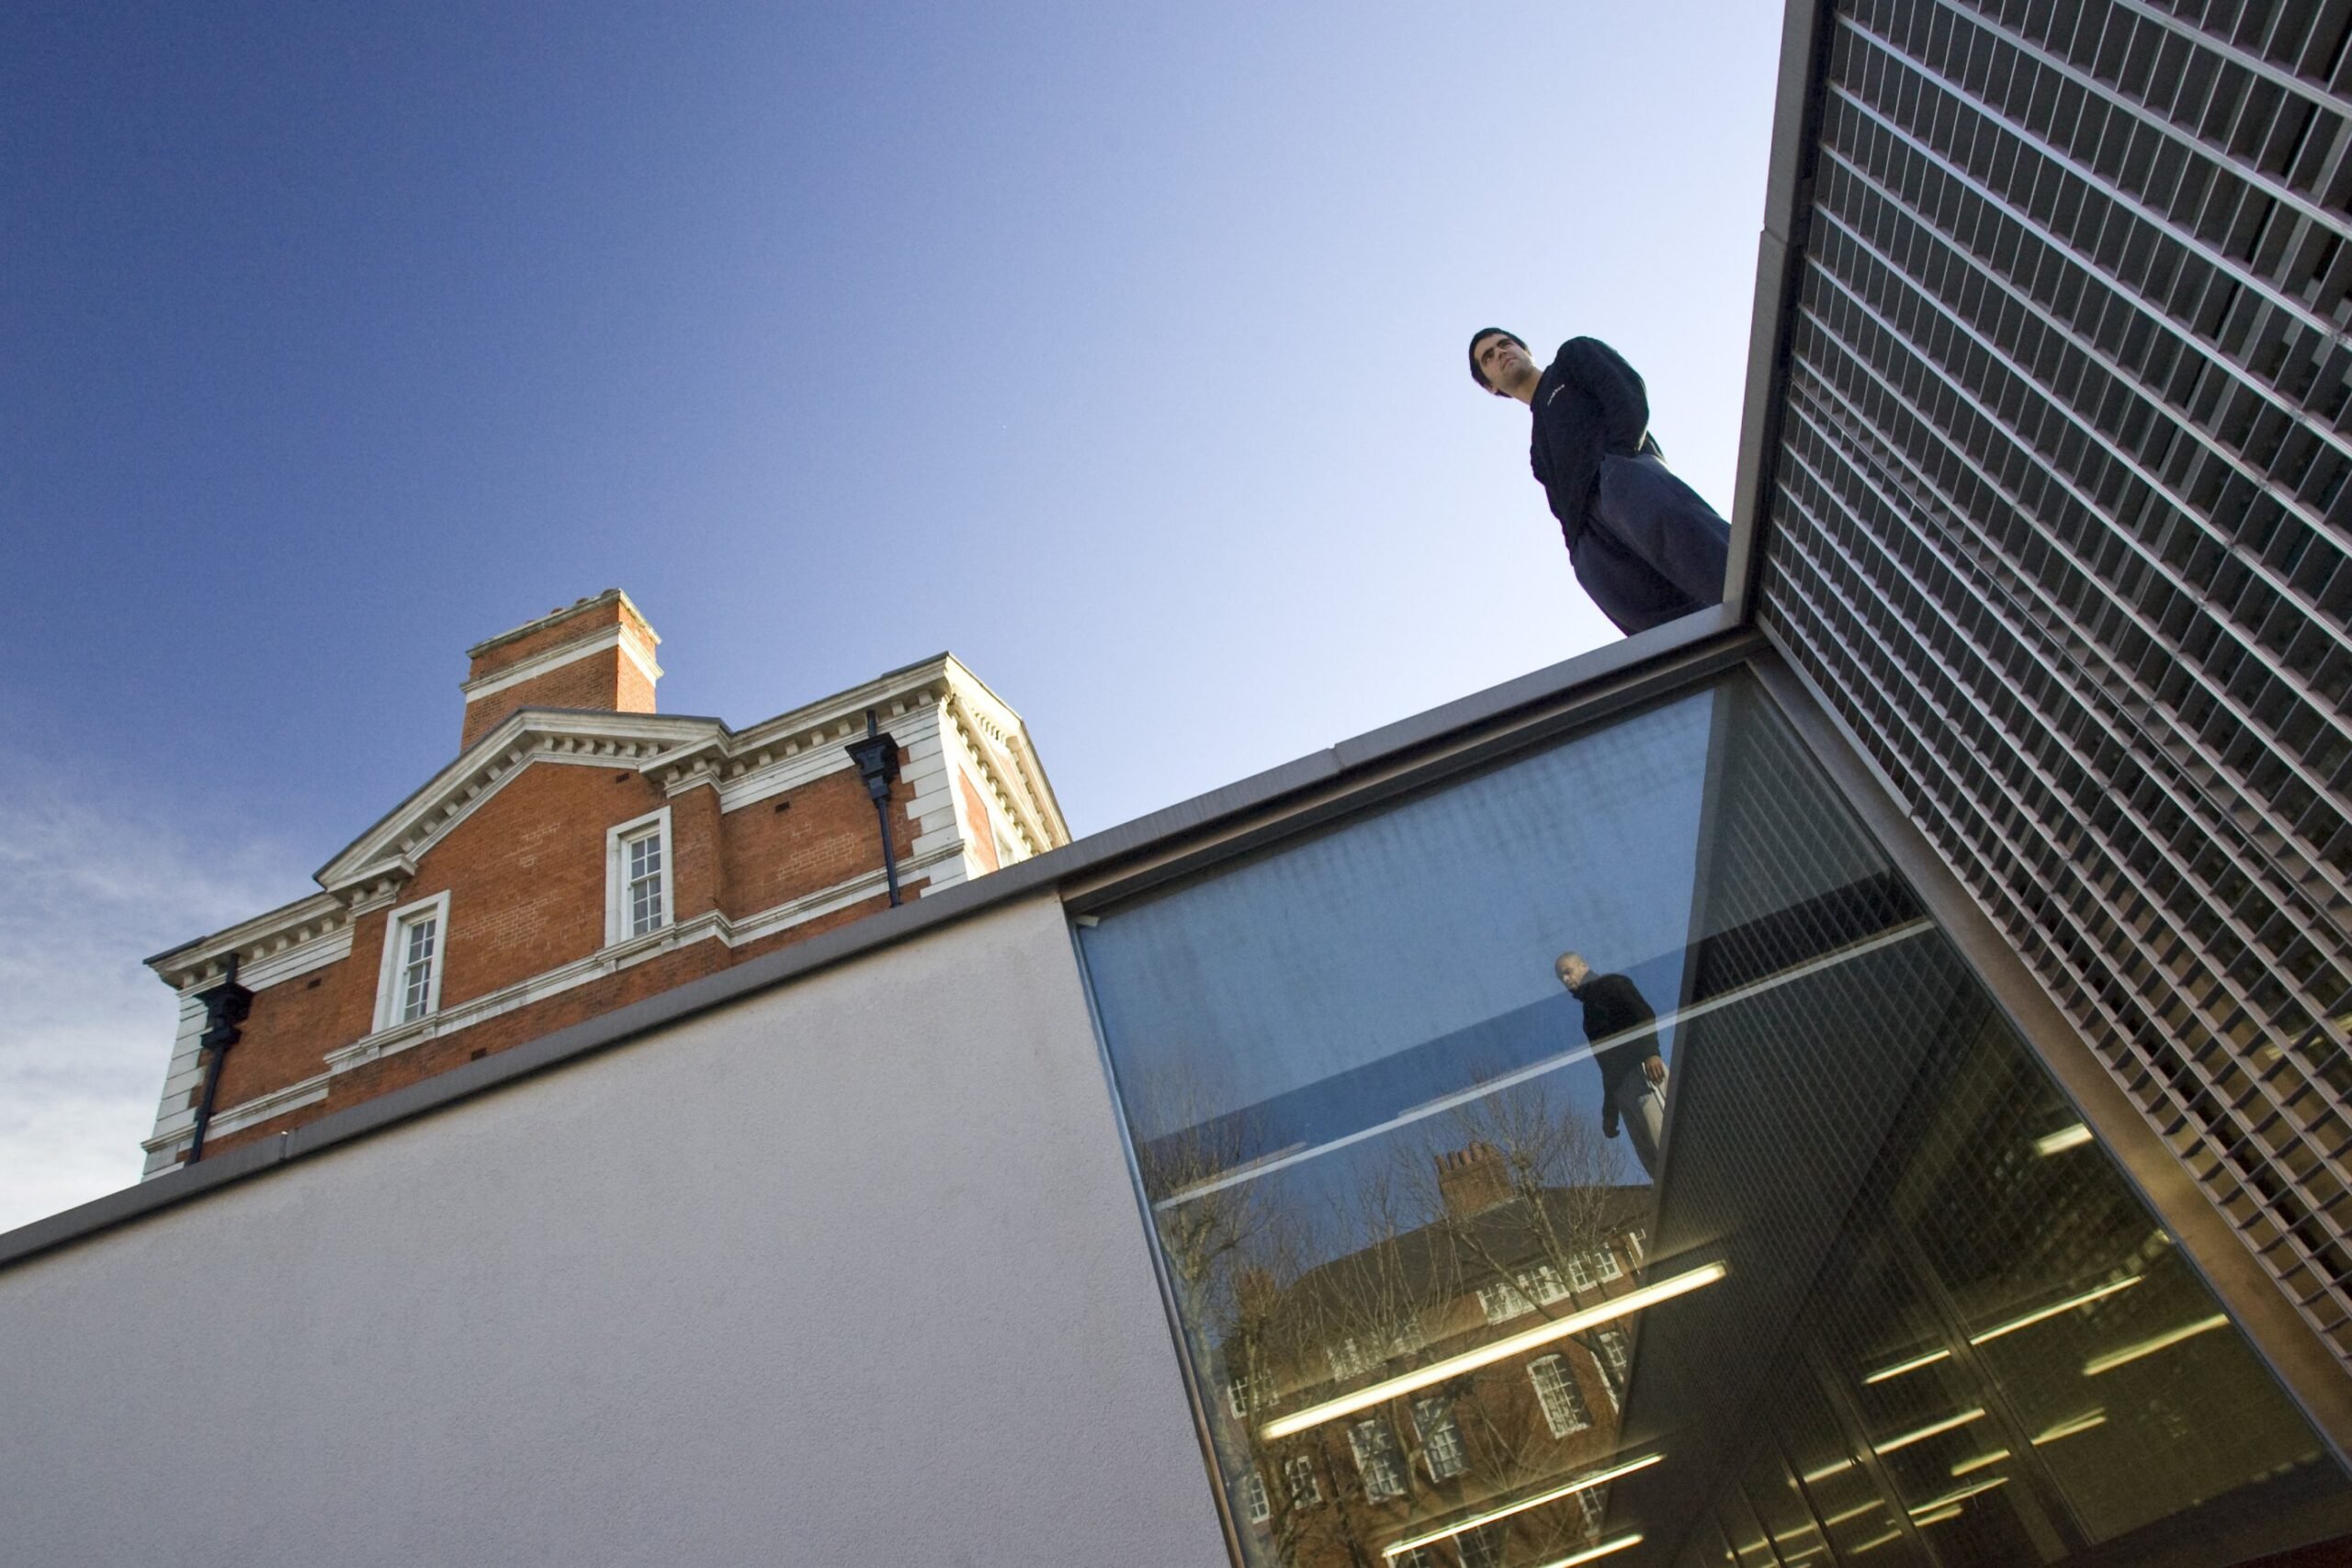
[0,1,1784,1228]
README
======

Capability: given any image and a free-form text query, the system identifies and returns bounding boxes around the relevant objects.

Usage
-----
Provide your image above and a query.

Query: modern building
[3,3,2349,1565]
[137,589,1067,1175]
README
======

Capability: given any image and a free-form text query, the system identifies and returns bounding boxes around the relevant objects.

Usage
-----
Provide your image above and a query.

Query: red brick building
[141,591,1067,1176]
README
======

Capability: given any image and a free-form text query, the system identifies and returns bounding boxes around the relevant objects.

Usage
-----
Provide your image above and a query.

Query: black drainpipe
[845,709,904,908]
[185,953,254,1166]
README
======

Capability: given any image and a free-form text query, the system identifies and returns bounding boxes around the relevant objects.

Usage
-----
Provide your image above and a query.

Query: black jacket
[1571,972,1662,1105]
[1529,337,1700,635]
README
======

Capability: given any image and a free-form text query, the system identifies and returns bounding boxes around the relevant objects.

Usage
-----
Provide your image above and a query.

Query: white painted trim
[372,890,453,1034]
[461,624,663,703]
[318,842,965,1077]
[145,1073,333,1150]
[605,807,674,947]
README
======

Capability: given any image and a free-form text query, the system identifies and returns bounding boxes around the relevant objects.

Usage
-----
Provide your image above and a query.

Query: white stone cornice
[460,622,665,703]
[145,892,355,992]
[313,710,726,891]
[147,654,1053,1001]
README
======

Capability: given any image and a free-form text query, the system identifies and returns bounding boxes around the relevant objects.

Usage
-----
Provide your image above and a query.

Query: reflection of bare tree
[1153,1061,1649,1568]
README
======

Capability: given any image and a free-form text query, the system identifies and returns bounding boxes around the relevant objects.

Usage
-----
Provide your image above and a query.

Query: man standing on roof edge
[1470,329,1732,635]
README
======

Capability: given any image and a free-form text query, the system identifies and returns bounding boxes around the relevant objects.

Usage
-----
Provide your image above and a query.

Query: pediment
[314,709,728,892]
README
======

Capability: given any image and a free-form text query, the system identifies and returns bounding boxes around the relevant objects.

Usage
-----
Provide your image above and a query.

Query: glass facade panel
[1079,673,2348,1566]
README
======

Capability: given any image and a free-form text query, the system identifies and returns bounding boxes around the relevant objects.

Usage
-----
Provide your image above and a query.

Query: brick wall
[175,748,933,1161]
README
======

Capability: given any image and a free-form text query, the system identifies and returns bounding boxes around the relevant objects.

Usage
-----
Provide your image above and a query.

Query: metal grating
[1755,0,2352,1364]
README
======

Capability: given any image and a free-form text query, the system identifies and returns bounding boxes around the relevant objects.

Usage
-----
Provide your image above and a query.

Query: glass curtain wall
[1078,671,2348,1568]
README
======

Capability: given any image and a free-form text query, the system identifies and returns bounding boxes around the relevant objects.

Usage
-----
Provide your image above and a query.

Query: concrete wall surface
[0,892,1227,1568]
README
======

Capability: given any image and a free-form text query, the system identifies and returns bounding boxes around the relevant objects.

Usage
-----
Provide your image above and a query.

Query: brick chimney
[1435,1141,1513,1219]
[460,590,662,749]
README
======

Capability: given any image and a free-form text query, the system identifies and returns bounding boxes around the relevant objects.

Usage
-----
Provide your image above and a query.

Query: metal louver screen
[1756,0,2352,1361]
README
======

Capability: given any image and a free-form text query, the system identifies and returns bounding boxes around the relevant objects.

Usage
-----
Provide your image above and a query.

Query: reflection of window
[1595,1326,1632,1403]
[1393,1551,1437,1568]
[1458,1524,1507,1567]
[1226,1367,1269,1417]
[1576,1485,1606,1537]
[1284,1454,1319,1506]
[1412,1395,1468,1480]
[1240,1471,1271,1523]
[1593,1247,1625,1282]
[1528,1264,1571,1303]
[1479,1281,1532,1323]
[1531,1354,1593,1436]
[1566,1253,1595,1291]
[1623,1227,1645,1262]
[1349,1419,1407,1500]
[1327,1336,1375,1380]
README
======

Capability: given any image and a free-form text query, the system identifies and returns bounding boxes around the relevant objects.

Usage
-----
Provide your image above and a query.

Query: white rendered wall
[0,893,1227,1568]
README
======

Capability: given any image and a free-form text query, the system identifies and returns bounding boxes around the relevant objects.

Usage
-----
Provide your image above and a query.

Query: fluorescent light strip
[1820,1502,1883,1528]
[1261,1264,1726,1440]
[1863,1348,1951,1384]
[2085,1314,2229,1375]
[1911,1476,2007,1514]
[1532,1535,1645,1568]
[1850,1528,1905,1553]
[2030,1411,2106,1445]
[2034,1122,2094,1156]
[1801,1458,1858,1483]
[1968,1277,2142,1345]
[1153,920,1937,1211]
[1951,1449,2010,1476]
[1873,1408,1985,1455]
[1912,1505,1963,1527]
[1382,1455,1665,1558]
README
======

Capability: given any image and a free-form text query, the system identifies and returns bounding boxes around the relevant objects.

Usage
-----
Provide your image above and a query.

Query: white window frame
[1412,1394,1468,1481]
[1593,1247,1625,1282]
[1566,1253,1596,1292]
[372,889,452,1032]
[605,807,674,946]
[1284,1454,1320,1506]
[1530,1353,1592,1437]
[1240,1470,1272,1523]
[1348,1418,1407,1500]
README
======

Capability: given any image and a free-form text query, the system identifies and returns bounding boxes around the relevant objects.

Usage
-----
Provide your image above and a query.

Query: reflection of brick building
[140,591,1066,1175]
[1214,1144,1648,1568]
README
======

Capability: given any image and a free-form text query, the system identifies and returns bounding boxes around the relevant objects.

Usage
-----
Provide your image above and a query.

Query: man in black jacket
[1470,329,1731,635]
[1555,950,1668,1179]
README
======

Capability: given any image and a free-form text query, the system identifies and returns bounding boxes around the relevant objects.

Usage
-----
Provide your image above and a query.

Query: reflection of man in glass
[1556,952,1668,1179]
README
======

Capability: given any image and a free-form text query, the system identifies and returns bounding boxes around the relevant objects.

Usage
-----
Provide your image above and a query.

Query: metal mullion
[1796,243,2352,790]
[1757,541,2352,1328]
[1770,425,2352,1179]
[1797,206,2352,909]
[1825,69,2342,484]
[1838,18,2351,353]
[2107,0,2346,120]
[1939,0,2349,249]
[1819,91,2352,572]
[1781,362,2352,982]
[1773,415,2339,1084]
[1765,438,2352,1255]
[1779,393,2352,1149]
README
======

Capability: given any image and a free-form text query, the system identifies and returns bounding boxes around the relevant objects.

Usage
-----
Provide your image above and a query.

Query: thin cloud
[0,772,305,1234]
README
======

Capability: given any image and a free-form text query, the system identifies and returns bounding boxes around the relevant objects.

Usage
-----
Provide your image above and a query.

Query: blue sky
[0,2,1782,1225]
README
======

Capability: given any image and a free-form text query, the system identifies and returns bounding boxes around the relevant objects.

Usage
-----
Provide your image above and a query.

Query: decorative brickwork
[142,597,1066,1177]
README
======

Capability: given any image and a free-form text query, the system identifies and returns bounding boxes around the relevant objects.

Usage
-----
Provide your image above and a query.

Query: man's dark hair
[1468,328,1527,393]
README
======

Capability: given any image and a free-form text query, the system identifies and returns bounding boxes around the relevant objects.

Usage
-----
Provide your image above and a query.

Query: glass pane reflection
[1079,674,2350,1567]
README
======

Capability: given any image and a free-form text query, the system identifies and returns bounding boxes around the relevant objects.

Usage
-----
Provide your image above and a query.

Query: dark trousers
[1589,453,1732,618]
